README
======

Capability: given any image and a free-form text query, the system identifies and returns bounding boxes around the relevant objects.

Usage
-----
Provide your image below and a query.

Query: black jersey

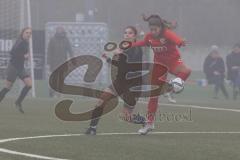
[125,47,143,79]
[107,47,143,82]
[9,39,29,69]
[126,47,143,63]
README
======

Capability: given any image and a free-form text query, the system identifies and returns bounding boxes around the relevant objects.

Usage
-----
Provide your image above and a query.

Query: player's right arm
[132,33,151,47]
[163,29,185,47]
[102,53,119,66]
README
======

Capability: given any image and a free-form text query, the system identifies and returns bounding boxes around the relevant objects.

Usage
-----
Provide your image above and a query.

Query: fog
[31,0,240,46]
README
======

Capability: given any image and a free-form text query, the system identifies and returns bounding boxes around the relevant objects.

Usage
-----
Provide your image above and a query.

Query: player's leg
[86,87,116,135]
[120,93,146,124]
[0,80,14,103]
[0,64,17,103]
[138,96,158,135]
[138,66,168,135]
[15,71,32,113]
[17,76,32,105]
[169,59,191,82]
[138,59,189,135]
[166,59,191,97]
[164,92,176,103]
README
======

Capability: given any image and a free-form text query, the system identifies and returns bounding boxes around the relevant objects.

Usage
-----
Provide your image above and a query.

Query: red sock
[147,97,159,124]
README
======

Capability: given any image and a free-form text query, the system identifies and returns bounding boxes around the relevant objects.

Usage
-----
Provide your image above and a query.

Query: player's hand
[113,48,123,55]
[181,39,187,47]
[24,54,30,59]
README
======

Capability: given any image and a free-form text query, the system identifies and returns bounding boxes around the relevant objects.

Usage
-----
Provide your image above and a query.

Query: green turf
[0,83,240,160]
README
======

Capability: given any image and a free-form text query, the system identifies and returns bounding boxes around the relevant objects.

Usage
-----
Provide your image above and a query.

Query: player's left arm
[102,53,119,66]
[164,29,185,47]
[24,53,30,60]
[132,33,151,48]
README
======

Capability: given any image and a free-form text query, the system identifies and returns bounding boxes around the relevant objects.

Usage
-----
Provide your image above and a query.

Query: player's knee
[179,67,191,81]
[185,67,191,76]
[123,94,137,107]
[127,100,137,107]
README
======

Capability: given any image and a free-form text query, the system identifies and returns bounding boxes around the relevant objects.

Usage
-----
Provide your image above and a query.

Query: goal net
[45,22,110,93]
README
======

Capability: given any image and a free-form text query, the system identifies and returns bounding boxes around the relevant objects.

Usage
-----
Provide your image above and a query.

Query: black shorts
[109,80,139,107]
[6,64,30,82]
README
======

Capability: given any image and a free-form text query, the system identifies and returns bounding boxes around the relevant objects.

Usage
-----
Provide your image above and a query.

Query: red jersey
[133,29,184,60]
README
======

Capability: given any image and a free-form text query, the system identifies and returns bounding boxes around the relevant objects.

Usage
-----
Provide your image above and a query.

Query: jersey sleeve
[164,29,184,47]
[132,33,151,47]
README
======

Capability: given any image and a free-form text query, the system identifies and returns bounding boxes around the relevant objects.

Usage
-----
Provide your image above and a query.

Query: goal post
[26,0,36,97]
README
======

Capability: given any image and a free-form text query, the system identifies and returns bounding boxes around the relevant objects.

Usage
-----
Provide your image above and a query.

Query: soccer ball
[170,78,184,94]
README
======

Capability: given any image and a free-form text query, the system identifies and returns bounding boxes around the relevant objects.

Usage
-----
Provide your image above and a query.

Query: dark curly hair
[142,14,177,30]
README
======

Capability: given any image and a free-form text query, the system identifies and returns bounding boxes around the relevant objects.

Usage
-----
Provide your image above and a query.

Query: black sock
[0,88,10,102]
[89,106,104,127]
[16,86,31,104]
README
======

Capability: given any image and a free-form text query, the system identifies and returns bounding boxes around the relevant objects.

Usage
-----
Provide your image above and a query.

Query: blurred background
[30,0,240,45]
[0,0,240,97]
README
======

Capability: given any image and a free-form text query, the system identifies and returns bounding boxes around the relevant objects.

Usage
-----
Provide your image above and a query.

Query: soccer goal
[45,22,110,92]
[0,0,36,97]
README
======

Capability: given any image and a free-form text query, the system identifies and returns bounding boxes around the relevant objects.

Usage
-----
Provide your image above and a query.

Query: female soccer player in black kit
[0,27,32,113]
[85,26,145,135]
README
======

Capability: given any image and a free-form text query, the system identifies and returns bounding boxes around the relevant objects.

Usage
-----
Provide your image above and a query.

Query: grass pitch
[0,84,240,160]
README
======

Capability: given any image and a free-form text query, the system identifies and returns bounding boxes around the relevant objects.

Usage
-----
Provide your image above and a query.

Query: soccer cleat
[15,101,24,114]
[165,93,177,104]
[132,114,146,124]
[138,123,155,135]
[85,126,97,135]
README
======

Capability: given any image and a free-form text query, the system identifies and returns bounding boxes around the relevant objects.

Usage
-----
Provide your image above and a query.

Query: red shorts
[151,56,184,83]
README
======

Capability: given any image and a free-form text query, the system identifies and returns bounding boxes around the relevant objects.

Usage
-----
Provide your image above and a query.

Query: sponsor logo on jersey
[151,46,168,53]
[160,38,166,44]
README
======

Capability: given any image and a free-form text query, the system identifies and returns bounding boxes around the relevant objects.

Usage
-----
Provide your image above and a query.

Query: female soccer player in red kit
[133,14,191,134]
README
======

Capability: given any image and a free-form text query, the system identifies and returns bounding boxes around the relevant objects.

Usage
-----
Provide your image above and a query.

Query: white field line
[1,131,240,160]
[1,101,240,160]
[0,148,70,160]
[138,101,240,113]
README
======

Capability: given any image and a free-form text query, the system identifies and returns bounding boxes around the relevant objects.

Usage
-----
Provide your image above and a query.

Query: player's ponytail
[162,19,177,30]
[142,14,162,25]
[142,14,177,30]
